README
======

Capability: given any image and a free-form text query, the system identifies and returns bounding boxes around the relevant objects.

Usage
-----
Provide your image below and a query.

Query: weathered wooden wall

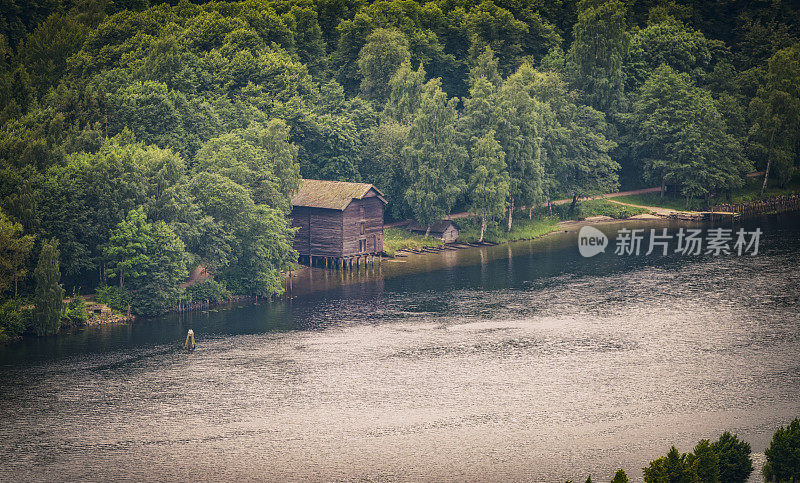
[342,196,384,257]
[290,206,344,257]
[291,206,311,254]
[291,196,384,258]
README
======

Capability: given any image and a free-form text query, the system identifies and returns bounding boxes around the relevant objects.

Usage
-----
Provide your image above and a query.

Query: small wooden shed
[290,179,387,266]
[407,220,460,243]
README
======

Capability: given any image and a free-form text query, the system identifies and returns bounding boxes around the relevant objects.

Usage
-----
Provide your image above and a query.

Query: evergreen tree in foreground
[33,238,64,336]
[764,418,800,482]
[611,469,628,482]
[643,431,753,483]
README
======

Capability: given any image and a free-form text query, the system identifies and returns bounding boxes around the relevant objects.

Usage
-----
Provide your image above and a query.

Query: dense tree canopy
[643,432,753,483]
[631,64,751,205]
[0,0,798,334]
[764,418,800,482]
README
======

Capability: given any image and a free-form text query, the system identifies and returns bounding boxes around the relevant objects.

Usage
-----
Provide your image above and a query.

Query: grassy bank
[559,198,651,219]
[728,174,800,203]
[609,192,702,211]
[383,227,444,257]
[456,216,561,244]
[387,199,650,249]
[610,174,800,211]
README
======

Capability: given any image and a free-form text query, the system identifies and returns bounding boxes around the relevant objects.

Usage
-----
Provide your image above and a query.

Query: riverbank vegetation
[1,0,799,337]
[383,227,444,257]
[454,199,648,244]
[610,173,800,211]
[457,215,560,244]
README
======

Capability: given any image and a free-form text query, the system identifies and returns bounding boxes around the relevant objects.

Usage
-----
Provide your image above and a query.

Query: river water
[1,215,799,481]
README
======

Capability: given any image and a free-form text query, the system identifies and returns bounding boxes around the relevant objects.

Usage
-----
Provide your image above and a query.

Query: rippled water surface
[1,215,799,481]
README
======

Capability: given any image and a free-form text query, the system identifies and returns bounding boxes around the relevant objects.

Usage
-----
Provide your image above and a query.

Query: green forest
[1,0,799,339]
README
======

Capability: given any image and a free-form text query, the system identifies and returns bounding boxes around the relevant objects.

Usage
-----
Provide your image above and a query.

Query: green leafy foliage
[631,64,751,207]
[764,418,800,482]
[32,238,63,336]
[94,284,132,313]
[0,207,34,297]
[62,296,89,326]
[103,207,188,316]
[0,0,798,330]
[748,44,800,191]
[358,28,410,104]
[401,78,467,228]
[467,130,510,241]
[568,0,628,113]
[0,297,31,342]
[643,432,753,483]
[626,18,717,92]
[611,469,628,483]
[183,279,230,304]
[710,432,752,483]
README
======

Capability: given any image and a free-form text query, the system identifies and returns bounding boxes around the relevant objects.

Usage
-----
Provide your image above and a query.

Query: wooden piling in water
[184,329,195,352]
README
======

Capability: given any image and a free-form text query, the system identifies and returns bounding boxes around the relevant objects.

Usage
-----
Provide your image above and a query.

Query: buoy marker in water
[184,329,196,352]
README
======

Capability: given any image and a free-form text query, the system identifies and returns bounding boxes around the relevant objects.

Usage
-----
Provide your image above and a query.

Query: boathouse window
[359,239,366,252]
[360,222,365,235]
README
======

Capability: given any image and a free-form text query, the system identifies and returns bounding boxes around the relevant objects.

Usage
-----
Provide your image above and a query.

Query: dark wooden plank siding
[290,206,310,254]
[342,197,384,257]
[291,185,384,259]
[290,207,343,257]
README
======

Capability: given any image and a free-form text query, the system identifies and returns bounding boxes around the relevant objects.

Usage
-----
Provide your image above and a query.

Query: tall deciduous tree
[104,207,188,315]
[104,207,152,289]
[461,47,545,231]
[568,0,628,114]
[632,64,749,206]
[384,60,426,124]
[461,46,503,140]
[0,208,34,297]
[33,238,63,336]
[357,28,411,104]
[748,44,800,194]
[497,62,547,228]
[523,67,618,209]
[362,120,409,218]
[402,78,466,234]
[468,130,510,242]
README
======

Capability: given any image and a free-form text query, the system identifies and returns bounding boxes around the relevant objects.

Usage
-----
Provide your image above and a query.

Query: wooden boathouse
[290,179,387,268]
[406,219,460,243]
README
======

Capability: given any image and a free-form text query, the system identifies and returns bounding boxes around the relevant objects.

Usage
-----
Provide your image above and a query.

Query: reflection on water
[1,215,799,481]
